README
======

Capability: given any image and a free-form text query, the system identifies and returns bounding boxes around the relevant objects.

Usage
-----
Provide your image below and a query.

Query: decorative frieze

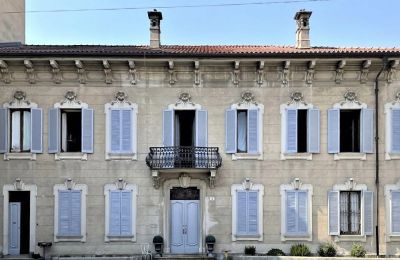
[340,90,362,106]
[75,60,86,84]
[0,60,11,84]
[288,91,307,105]
[8,90,31,107]
[49,60,62,84]
[110,91,132,106]
[24,60,36,84]
[175,92,195,107]
[60,90,81,106]
[238,91,258,106]
[335,60,346,84]
[102,60,113,84]
[360,60,371,84]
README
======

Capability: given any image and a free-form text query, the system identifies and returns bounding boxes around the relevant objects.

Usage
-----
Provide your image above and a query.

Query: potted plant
[153,235,164,256]
[205,235,216,256]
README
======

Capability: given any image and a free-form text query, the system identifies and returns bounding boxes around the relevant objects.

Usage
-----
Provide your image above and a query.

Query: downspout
[374,57,388,257]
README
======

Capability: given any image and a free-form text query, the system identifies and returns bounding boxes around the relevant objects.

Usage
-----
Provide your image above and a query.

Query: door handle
[182,226,187,234]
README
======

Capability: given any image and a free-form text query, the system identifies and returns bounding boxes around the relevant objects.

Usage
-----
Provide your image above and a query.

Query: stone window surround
[385,181,400,241]
[53,179,87,242]
[104,179,138,242]
[280,178,313,241]
[231,178,264,241]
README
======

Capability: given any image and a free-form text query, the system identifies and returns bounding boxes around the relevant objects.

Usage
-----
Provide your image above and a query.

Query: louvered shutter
[30,108,43,153]
[247,191,258,234]
[58,191,71,235]
[163,109,174,146]
[328,109,340,153]
[247,108,259,154]
[286,108,298,153]
[361,109,374,153]
[109,191,121,235]
[328,191,340,235]
[391,191,400,233]
[286,191,297,233]
[120,191,132,236]
[225,109,237,153]
[48,108,60,153]
[236,191,247,234]
[391,109,400,153]
[363,191,373,235]
[297,191,308,233]
[195,109,208,146]
[0,108,8,153]
[121,109,133,153]
[81,108,94,153]
[308,108,320,153]
[110,109,121,153]
[70,190,82,236]
[131,108,137,154]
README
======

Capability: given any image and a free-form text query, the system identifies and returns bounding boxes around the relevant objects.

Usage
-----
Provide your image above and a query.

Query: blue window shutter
[328,191,340,235]
[163,109,174,146]
[286,191,297,233]
[195,109,208,147]
[363,191,373,235]
[247,108,259,154]
[121,109,133,153]
[58,191,71,235]
[361,108,374,153]
[236,191,247,234]
[297,191,308,233]
[30,108,43,153]
[70,190,82,236]
[81,108,94,153]
[286,108,298,153]
[110,109,121,153]
[307,108,320,153]
[247,191,258,234]
[120,191,132,236]
[391,191,400,233]
[48,108,60,153]
[225,109,237,153]
[131,108,137,154]
[328,108,340,154]
[391,109,400,153]
[0,108,8,153]
[109,191,121,235]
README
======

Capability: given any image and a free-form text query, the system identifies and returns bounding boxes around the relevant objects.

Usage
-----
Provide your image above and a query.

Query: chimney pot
[294,10,312,49]
[148,9,163,48]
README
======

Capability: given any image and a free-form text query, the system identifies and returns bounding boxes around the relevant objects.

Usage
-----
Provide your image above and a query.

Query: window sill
[386,234,400,242]
[232,153,263,161]
[55,235,85,242]
[105,235,135,242]
[55,153,88,161]
[232,234,263,241]
[105,153,137,161]
[333,235,366,242]
[4,152,36,161]
[281,233,312,242]
[333,153,366,161]
[385,153,400,160]
[281,153,312,161]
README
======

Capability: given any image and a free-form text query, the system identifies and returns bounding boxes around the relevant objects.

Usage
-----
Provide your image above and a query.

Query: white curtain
[11,111,20,151]
[23,111,31,151]
[350,192,360,233]
[174,113,180,146]
[237,111,247,152]
[61,112,67,152]
[340,192,349,233]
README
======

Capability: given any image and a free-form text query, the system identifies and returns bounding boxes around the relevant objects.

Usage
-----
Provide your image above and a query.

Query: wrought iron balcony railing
[146,146,222,170]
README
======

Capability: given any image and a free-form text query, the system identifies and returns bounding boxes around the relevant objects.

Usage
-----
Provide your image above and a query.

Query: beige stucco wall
[0,0,25,43]
[0,58,399,256]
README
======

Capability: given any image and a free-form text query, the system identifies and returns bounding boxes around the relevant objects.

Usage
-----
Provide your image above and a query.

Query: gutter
[374,57,388,257]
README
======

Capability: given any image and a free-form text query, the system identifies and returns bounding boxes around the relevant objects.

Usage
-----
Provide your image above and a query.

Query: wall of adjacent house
[0,58,399,256]
[0,0,25,43]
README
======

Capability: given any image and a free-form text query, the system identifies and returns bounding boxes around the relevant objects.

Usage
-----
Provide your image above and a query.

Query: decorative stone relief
[194,61,201,86]
[387,60,399,83]
[8,90,31,107]
[128,60,137,85]
[102,60,113,84]
[344,178,357,190]
[232,61,240,86]
[360,60,371,84]
[335,60,346,84]
[75,60,86,84]
[306,60,316,85]
[390,91,400,105]
[238,91,258,106]
[115,178,127,190]
[50,60,62,84]
[168,61,176,85]
[209,171,216,189]
[287,91,307,105]
[290,178,303,190]
[0,60,11,84]
[65,178,76,190]
[256,61,264,86]
[175,92,195,107]
[340,90,361,106]
[60,90,82,106]
[152,171,161,189]
[110,91,132,106]
[179,173,191,188]
[241,178,253,190]
[24,60,36,84]
[281,60,290,86]
[13,178,25,190]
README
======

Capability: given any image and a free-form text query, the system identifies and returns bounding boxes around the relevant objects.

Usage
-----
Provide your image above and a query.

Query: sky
[23,0,400,47]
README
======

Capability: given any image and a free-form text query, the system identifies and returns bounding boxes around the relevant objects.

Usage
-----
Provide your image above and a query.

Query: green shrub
[350,243,366,258]
[244,245,256,256]
[318,242,337,257]
[290,243,311,256]
[267,248,286,256]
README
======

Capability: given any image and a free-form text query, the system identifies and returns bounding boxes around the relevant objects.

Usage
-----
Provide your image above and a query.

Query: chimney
[148,9,163,48]
[0,0,25,44]
[294,10,312,49]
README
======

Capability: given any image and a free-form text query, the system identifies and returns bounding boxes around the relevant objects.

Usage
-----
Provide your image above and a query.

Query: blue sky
[25,0,400,47]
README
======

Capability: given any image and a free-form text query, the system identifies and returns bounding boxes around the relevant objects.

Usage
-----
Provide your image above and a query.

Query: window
[384,100,400,160]
[53,181,87,242]
[339,191,361,235]
[384,182,400,240]
[61,109,81,152]
[104,181,137,242]
[0,91,43,160]
[231,179,264,241]
[105,92,138,160]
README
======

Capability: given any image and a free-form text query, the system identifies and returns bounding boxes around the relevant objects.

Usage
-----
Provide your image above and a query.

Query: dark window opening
[340,191,361,235]
[297,109,308,153]
[61,109,81,152]
[237,110,247,153]
[170,187,200,200]
[10,109,31,153]
[340,110,360,152]
[174,110,195,147]
[9,191,30,254]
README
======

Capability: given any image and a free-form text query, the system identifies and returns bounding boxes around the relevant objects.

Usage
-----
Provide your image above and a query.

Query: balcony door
[175,110,195,147]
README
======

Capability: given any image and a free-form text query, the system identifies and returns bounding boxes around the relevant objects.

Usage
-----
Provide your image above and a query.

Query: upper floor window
[385,92,400,160]
[328,91,374,160]
[105,91,138,160]
[280,92,320,160]
[0,91,42,160]
[226,91,264,160]
[48,91,93,160]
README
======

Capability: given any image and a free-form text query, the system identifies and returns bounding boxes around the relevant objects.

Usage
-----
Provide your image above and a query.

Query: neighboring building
[1,4,400,258]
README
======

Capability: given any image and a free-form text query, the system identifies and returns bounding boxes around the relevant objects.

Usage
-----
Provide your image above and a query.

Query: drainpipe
[374,57,388,258]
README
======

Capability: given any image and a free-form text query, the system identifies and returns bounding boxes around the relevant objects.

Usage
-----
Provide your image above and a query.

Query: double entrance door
[170,187,200,254]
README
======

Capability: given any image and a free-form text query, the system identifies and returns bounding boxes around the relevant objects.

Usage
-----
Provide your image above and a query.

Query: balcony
[146,146,222,189]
